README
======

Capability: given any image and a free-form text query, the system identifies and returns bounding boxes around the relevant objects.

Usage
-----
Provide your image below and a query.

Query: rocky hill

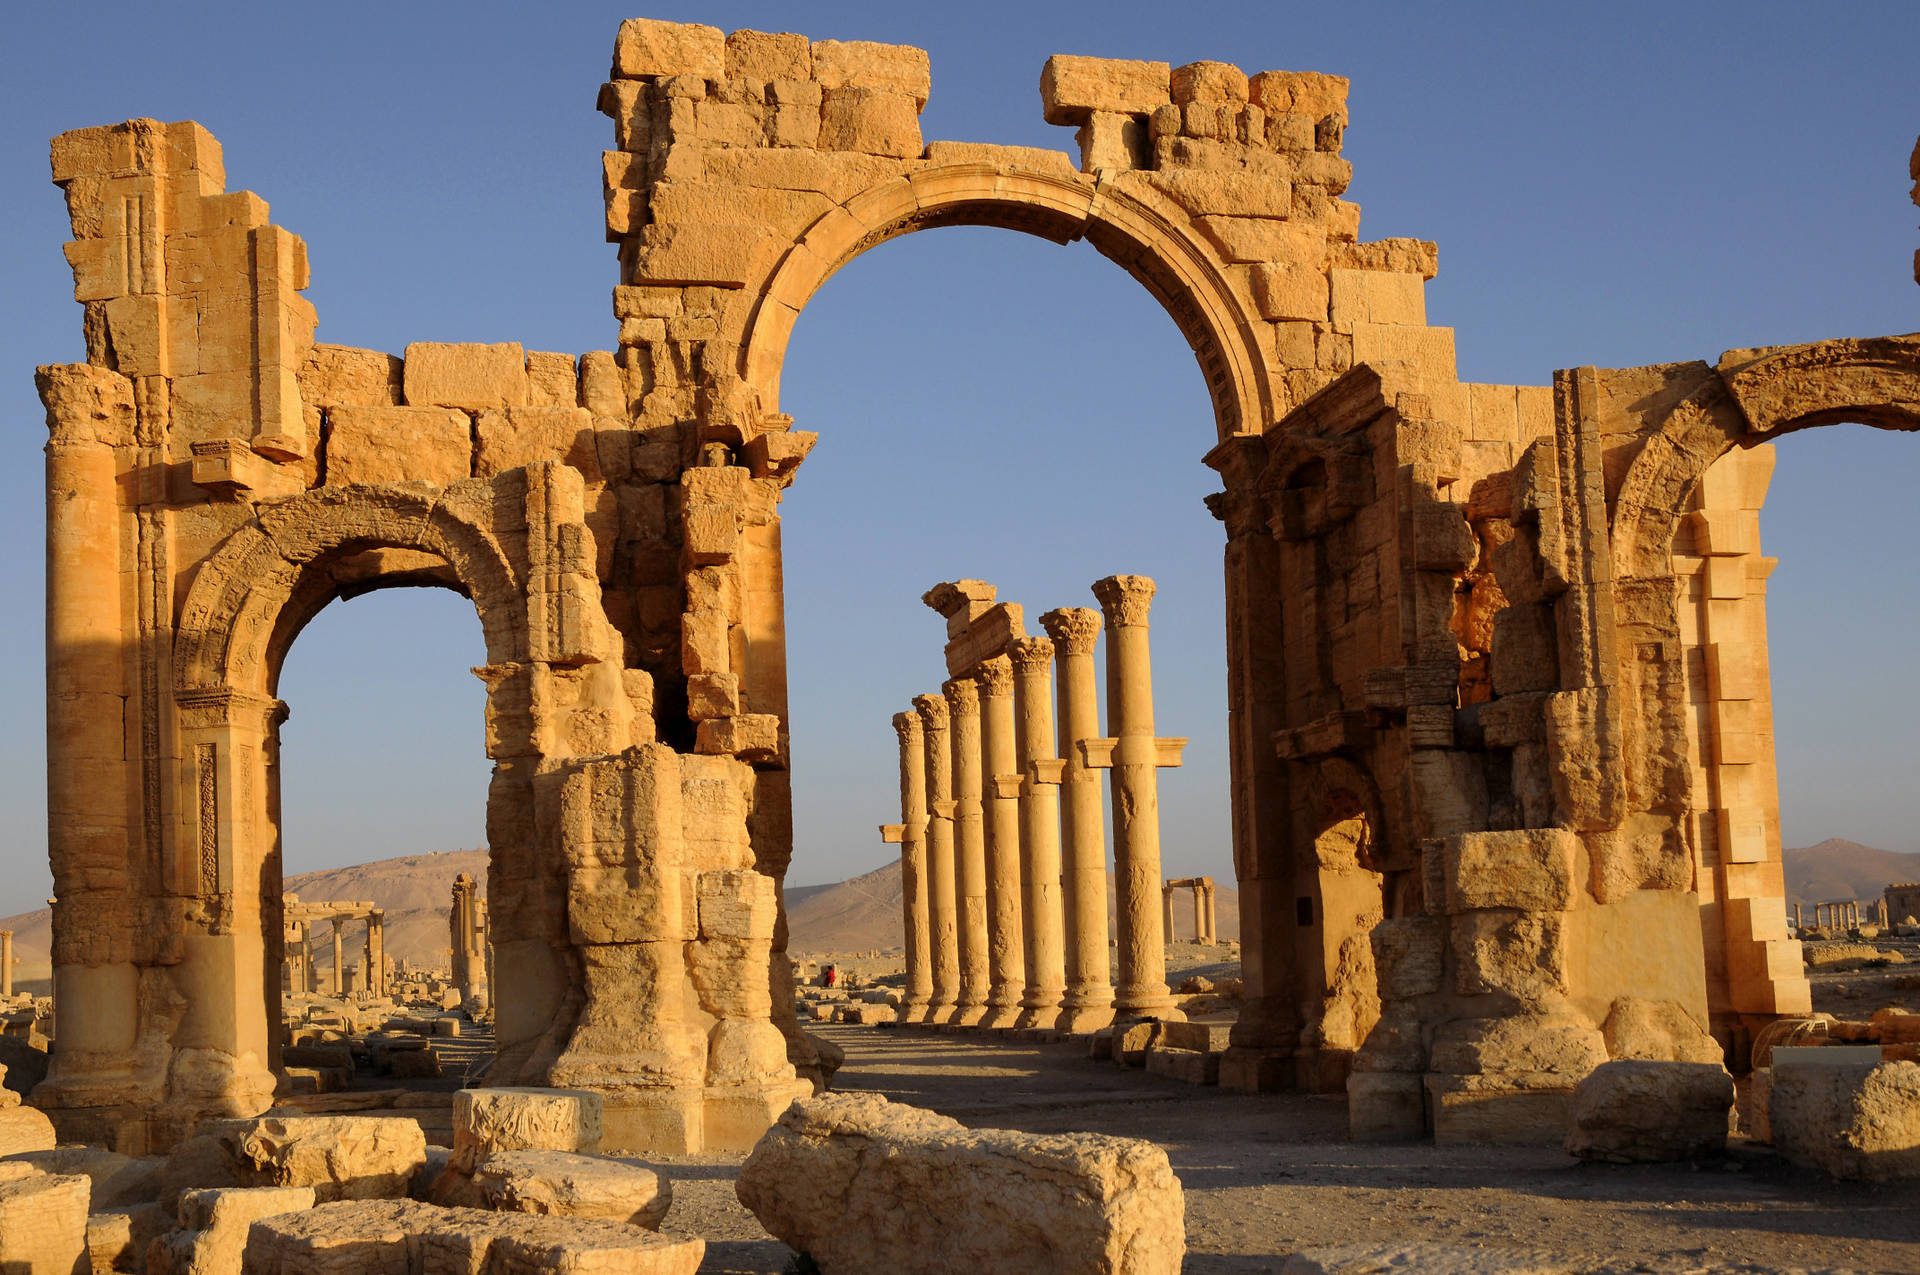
[786,859,1240,955]
[1783,838,1920,908]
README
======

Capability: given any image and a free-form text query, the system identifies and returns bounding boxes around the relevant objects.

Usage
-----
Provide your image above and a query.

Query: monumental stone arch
[34,14,1920,1153]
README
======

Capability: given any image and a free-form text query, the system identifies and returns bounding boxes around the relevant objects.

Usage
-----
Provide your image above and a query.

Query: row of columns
[883,575,1187,1032]
[283,908,387,998]
[450,873,490,1009]
[1163,877,1219,944]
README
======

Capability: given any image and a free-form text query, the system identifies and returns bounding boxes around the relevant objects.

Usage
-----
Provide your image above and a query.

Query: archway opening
[1671,420,1920,1047]
[269,582,492,1092]
[773,221,1239,1025]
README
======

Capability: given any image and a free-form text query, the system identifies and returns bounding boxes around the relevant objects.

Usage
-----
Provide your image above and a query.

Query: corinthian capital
[941,676,980,715]
[912,693,949,730]
[1092,574,1156,628]
[892,711,923,743]
[1007,635,1055,676]
[973,654,1013,698]
[1038,607,1101,656]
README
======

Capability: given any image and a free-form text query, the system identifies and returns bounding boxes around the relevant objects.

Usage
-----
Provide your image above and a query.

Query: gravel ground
[653,1023,1920,1274]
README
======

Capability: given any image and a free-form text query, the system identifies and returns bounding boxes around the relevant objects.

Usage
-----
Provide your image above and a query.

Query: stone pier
[1010,636,1066,1029]
[1040,607,1117,1034]
[1092,576,1184,1022]
[890,710,934,1021]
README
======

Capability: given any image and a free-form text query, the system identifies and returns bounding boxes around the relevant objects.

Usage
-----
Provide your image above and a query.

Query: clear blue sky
[2,2,1917,917]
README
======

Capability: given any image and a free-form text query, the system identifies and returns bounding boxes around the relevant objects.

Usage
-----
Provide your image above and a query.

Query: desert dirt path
[658,1024,1920,1274]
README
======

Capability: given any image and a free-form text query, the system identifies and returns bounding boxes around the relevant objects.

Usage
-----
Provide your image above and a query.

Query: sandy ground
[655,1021,1920,1275]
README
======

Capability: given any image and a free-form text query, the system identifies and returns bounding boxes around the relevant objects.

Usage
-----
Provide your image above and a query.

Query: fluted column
[1040,607,1115,1032]
[945,676,989,1025]
[892,710,934,1021]
[1093,574,1182,1021]
[1010,636,1065,1029]
[975,655,1025,1029]
[914,693,959,1019]
[330,919,345,997]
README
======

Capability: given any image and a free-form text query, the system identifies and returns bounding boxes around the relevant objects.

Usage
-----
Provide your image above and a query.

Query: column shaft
[1,931,12,998]
[368,912,385,997]
[893,711,934,1021]
[1094,575,1181,1021]
[976,656,1025,1028]
[330,921,344,997]
[1010,637,1065,1029]
[945,677,989,1025]
[1040,607,1114,1033]
[914,694,959,1016]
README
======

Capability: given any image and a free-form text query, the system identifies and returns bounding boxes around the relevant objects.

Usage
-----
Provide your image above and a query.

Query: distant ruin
[35,16,1913,1154]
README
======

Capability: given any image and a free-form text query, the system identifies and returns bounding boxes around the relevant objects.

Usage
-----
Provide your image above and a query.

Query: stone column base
[978,1003,1023,1030]
[1425,1074,1576,1146]
[701,1078,815,1153]
[898,1002,935,1024]
[1348,1071,1426,1141]
[1055,1003,1115,1035]
[1218,1047,1294,1093]
[600,1089,703,1156]
[950,1003,987,1027]
[1013,1001,1062,1031]
[1293,1046,1356,1094]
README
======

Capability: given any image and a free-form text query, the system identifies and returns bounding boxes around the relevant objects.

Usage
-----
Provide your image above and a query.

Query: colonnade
[283,898,387,998]
[450,873,491,1009]
[1163,877,1219,944]
[882,575,1187,1031]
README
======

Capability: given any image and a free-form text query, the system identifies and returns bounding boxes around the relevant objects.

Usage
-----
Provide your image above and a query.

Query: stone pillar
[367,910,385,997]
[329,919,345,997]
[473,899,492,1009]
[1040,607,1115,1033]
[301,922,315,994]
[891,710,934,1022]
[0,931,11,998]
[1205,881,1219,945]
[450,875,473,995]
[945,676,989,1026]
[914,694,960,1019]
[1010,636,1065,1030]
[1163,885,1177,943]
[975,655,1025,1029]
[1192,884,1206,946]
[1093,575,1182,1021]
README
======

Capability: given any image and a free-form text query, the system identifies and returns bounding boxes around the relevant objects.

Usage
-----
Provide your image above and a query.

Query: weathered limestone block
[1450,909,1566,1004]
[153,1186,315,1275]
[1169,61,1248,106]
[724,30,811,82]
[1430,1015,1605,1078]
[1600,997,1723,1064]
[297,345,401,409]
[0,1105,57,1156]
[470,1150,671,1229]
[238,1199,704,1275]
[818,87,921,158]
[736,1093,1184,1274]
[449,1088,604,1175]
[323,406,471,487]
[810,39,931,109]
[401,341,528,410]
[613,18,725,81]
[1770,1060,1920,1181]
[0,1171,89,1275]
[1441,830,1576,913]
[1040,56,1170,123]
[474,406,600,481]
[3,1148,161,1208]
[1565,1060,1734,1163]
[228,1118,426,1203]
[87,1202,168,1275]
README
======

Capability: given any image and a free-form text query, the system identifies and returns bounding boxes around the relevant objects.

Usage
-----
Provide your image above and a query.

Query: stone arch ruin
[34,16,1920,1152]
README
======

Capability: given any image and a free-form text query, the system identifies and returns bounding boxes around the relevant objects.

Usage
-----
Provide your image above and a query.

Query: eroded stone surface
[470,1149,671,1229]
[736,1092,1184,1274]
[1565,1060,1733,1163]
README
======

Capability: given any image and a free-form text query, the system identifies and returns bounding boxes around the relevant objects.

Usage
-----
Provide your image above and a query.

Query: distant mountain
[1783,839,1920,907]
[786,859,1241,955]
[0,849,490,988]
